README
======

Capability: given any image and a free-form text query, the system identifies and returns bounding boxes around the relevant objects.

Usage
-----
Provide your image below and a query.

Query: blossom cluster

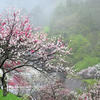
[77,81,100,100]
[0,6,71,75]
[77,64,100,79]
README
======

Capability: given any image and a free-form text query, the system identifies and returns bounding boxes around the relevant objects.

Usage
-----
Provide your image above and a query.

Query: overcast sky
[0,0,87,27]
[0,0,45,11]
[0,0,88,13]
[0,0,60,12]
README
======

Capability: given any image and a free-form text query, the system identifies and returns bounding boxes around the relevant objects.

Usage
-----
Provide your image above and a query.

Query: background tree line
[46,0,100,71]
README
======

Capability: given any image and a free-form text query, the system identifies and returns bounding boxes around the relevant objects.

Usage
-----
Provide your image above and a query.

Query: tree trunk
[0,78,2,89]
[2,74,7,96]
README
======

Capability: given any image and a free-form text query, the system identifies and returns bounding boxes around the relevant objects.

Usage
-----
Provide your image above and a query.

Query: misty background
[0,0,66,27]
[1,0,100,98]
[0,0,87,27]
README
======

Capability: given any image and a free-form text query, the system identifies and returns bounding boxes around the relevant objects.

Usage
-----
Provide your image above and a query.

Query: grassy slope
[0,89,22,100]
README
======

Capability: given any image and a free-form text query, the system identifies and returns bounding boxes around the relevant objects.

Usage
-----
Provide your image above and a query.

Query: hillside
[48,0,100,71]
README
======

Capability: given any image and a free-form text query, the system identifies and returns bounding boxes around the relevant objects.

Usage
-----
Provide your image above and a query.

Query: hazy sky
[0,0,59,12]
[0,0,88,13]
[0,0,45,11]
[0,0,58,27]
[0,0,87,27]
[0,0,67,27]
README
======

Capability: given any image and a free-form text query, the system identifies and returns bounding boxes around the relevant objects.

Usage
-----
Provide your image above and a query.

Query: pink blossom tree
[0,7,71,96]
[33,82,74,100]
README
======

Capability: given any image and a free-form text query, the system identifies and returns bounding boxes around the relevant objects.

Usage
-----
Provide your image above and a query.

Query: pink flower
[70,48,72,51]
[67,51,70,54]
[34,40,37,43]
[59,39,61,42]
[61,43,64,47]
[25,32,27,36]
[14,13,15,17]
[33,28,37,31]
[46,38,48,42]
[31,50,34,53]
[27,25,32,30]
[25,19,28,23]
[28,34,31,38]
[7,47,9,49]
[88,93,90,96]
[37,27,41,29]
[2,23,6,26]
[28,69,30,71]
[52,56,54,59]
[8,81,17,86]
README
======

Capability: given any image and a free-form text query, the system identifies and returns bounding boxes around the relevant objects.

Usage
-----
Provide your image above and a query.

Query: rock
[78,64,100,79]
[65,77,85,91]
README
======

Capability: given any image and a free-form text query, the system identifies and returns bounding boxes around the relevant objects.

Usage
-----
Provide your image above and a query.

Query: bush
[74,56,100,72]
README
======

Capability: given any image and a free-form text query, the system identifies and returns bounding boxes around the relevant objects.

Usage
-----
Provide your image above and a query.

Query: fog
[0,0,67,27]
[0,0,90,28]
[1,0,100,99]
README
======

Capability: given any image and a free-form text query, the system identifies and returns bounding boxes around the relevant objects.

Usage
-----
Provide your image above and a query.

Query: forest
[47,0,100,71]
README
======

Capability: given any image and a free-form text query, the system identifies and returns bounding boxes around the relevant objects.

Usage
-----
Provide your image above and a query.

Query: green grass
[73,56,100,72]
[0,89,22,100]
[68,74,83,79]
[82,79,98,86]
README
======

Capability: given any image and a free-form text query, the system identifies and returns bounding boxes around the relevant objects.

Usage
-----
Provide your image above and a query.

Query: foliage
[53,3,65,16]
[0,89,22,100]
[22,94,31,100]
[49,0,100,69]
[74,56,100,72]
[82,79,98,86]
[44,26,50,33]
[68,34,91,65]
